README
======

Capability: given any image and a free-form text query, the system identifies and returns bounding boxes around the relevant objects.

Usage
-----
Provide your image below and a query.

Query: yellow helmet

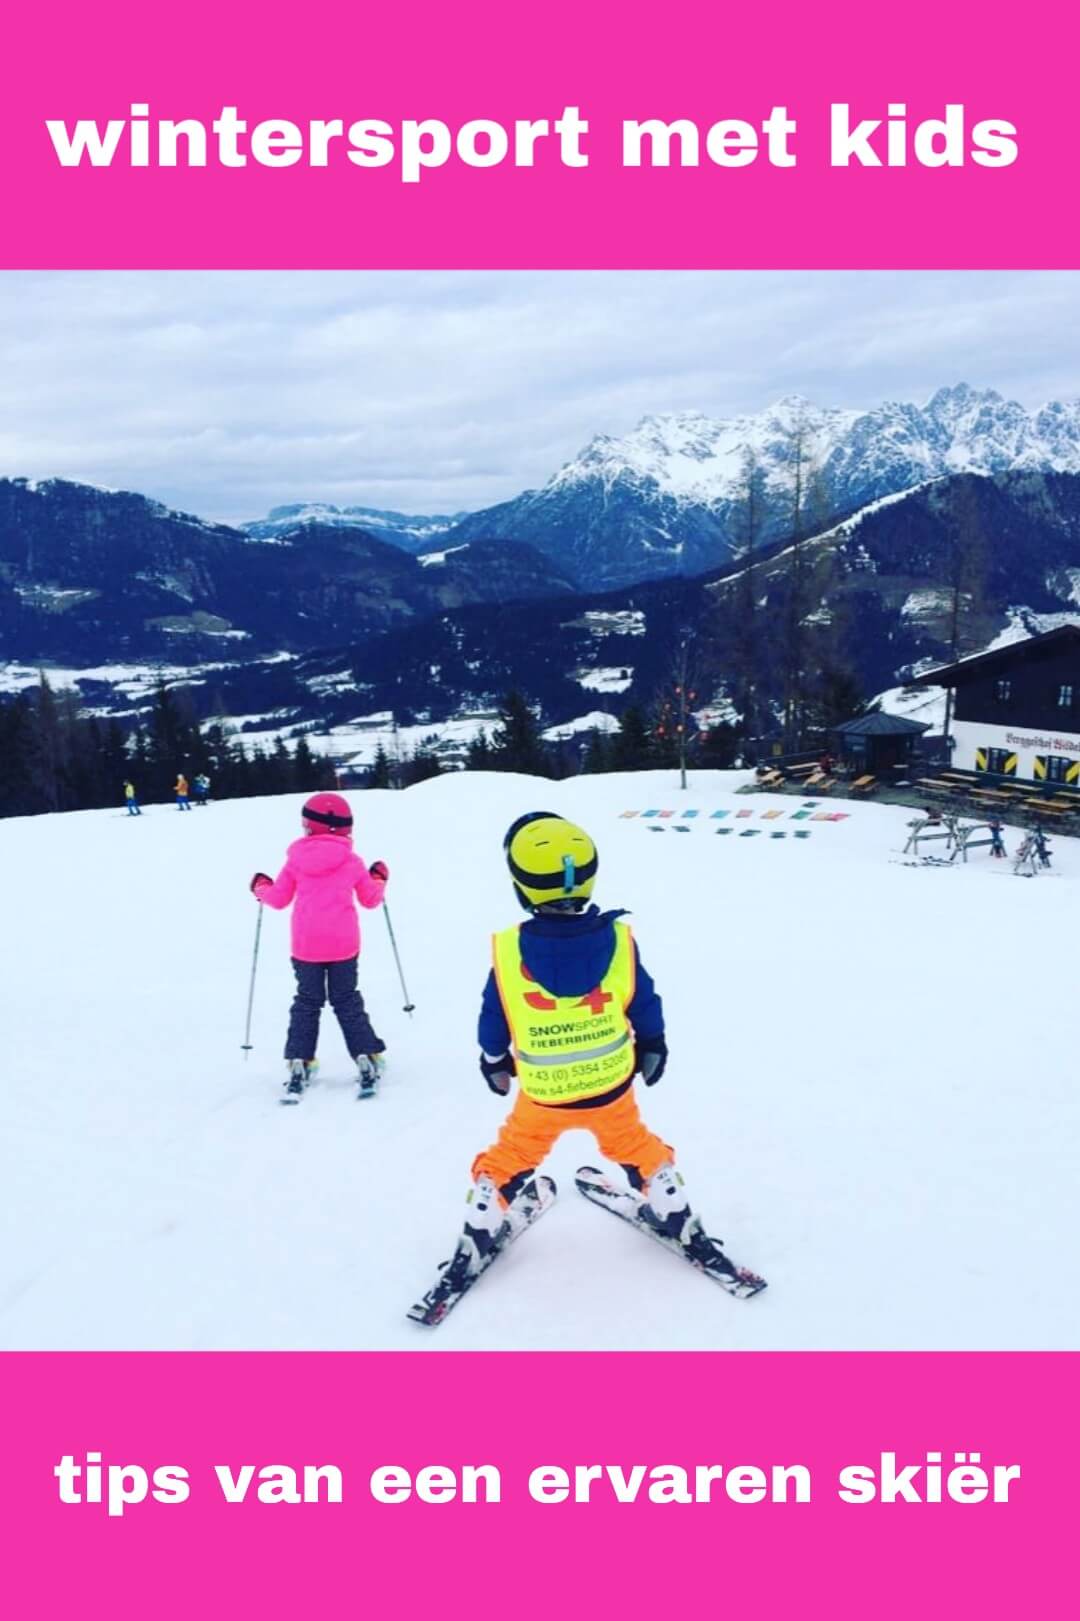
[504,812,598,912]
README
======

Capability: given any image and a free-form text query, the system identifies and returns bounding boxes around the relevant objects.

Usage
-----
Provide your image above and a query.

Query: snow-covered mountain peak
[242,502,467,553]
[449,383,1080,588]
[542,386,1080,509]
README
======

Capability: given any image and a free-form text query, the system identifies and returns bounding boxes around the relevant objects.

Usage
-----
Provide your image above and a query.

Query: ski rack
[902,812,1008,864]
[903,810,961,860]
[953,819,1004,862]
[1012,828,1051,877]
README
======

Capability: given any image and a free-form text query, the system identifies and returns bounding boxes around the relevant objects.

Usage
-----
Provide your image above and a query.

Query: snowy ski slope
[1,770,1076,1350]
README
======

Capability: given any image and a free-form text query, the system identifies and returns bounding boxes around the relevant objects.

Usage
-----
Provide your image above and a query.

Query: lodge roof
[909,624,1080,689]
[833,710,930,737]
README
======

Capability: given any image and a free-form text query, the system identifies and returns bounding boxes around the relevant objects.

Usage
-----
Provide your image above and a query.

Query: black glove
[635,1034,668,1087]
[250,871,272,895]
[480,1052,515,1095]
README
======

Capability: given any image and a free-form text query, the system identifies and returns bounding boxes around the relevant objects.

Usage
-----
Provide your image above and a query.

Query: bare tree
[654,635,700,789]
[940,477,989,761]
[781,411,814,752]
[730,446,767,760]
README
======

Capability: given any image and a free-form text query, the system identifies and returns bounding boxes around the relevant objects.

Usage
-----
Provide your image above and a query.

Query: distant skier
[989,820,1006,858]
[193,773,211,807]
[466,814,704,1254]
[250,792,389,1100]
[123,780,141,816]
[174,772,192,810]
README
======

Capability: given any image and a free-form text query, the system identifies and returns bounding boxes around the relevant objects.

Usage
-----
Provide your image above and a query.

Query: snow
[575,667,634,694]
[1058,567,1080,607]
[541,711,621,741]
[900,588,952,621]
[0,653,296,702]
[305,671,369,697]
[547,404,862,505]
[541,386,1080,515]
[981,607,1080,652]
[875,683,948,733]
[242,504,467,544]
[235,710,499,768]
[13,585,98,604]
[717,483,933,594]
[418,544,469,567]
[583,609,646,638]
[1,768,1077,1352]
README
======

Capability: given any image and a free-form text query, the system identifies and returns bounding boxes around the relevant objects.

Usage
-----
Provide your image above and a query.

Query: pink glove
[370,860,389,882]
[250,872,271,896]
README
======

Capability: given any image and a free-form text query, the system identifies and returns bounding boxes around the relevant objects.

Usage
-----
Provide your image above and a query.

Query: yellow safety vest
[492,921,637,1104]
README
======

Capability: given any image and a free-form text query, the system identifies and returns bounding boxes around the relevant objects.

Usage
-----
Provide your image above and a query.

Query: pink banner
[2,5,1078,1615]
[0,0,1076,268]
[1,1353,1074,1617]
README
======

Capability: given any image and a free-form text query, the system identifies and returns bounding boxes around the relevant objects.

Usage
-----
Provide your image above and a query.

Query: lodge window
[987,747,1016,776]
[994,678,1011,702]
[1058,684,1075,709]
[1046,755,1079,785]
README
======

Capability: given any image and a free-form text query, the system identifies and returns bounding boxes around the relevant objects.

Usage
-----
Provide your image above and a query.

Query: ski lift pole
[382,901,416,1014]
[241,903,264,1056]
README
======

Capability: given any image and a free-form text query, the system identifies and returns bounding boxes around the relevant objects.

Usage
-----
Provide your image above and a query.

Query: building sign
[953,718,1080,781]
[1005,730,1080,758]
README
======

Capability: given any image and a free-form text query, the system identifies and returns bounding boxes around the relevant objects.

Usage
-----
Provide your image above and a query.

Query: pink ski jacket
[255,835,386,963]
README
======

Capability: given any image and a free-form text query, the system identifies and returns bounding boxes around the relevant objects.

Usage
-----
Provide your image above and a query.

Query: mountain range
[4,384,1080,750]
[242,503,464,552]
[0,477,573,663]
[145,469,1080,750]
[439,385,1080,586]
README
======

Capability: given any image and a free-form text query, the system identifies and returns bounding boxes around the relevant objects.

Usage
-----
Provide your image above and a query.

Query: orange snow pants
[472,1087,672,1198]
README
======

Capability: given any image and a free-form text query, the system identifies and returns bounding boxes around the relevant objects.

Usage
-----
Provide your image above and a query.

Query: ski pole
[382,901,416,1014]
[241,903,264,1056]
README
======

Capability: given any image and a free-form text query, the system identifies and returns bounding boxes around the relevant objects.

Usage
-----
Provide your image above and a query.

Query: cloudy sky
[0,270,1078,523]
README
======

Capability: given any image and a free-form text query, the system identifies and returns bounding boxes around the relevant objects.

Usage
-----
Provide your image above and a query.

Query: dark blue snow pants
[285,957,383,1062]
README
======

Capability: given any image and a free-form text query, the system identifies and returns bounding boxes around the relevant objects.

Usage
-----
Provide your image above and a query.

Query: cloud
[0,270,1077,522]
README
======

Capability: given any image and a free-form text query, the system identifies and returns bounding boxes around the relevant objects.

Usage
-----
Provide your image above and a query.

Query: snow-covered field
[1,769,1077,1351]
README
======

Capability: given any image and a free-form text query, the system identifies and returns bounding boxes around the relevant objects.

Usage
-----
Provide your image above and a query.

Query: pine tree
[465,729,493,770]
[490,692,551,776]
[698,723,739,768]
[147,680,201,798]
[31,674,64,812]
[609,706,654,772]
[292,734,324,791]
[400,740,444,786]
[581,728,612,774]
[0,694,40,817]
[368,743,393,788]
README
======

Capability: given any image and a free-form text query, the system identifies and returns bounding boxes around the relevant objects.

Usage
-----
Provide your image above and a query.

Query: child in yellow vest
[468,812,690,1246]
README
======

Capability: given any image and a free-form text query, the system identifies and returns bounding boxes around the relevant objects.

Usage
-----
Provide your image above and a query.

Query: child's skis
[575,1167,767,1299]
[407,1176,557,1326]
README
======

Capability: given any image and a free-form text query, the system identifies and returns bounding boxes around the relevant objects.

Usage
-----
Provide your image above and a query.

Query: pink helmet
[302,792,353,835]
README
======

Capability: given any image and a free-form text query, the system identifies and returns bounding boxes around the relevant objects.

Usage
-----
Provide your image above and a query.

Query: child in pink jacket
[251,792,389,1098]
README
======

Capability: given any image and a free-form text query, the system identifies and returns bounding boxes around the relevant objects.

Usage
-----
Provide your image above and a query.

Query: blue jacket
[478,906,664,1057]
